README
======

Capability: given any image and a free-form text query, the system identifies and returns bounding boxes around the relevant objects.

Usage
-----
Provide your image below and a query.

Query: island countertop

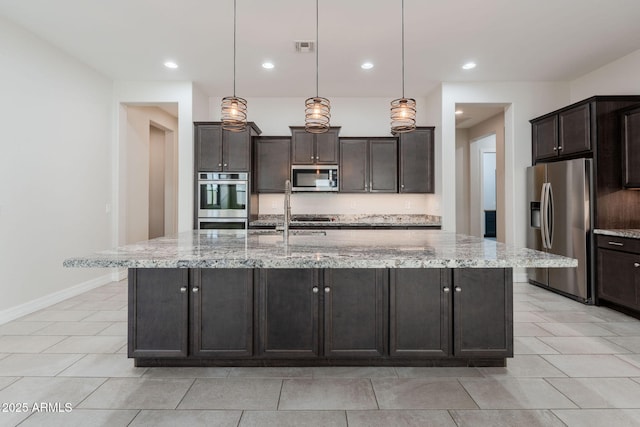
[64,229,577,269]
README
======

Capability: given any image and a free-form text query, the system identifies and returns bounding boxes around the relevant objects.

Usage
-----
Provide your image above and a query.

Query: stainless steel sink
[290,216,333,222]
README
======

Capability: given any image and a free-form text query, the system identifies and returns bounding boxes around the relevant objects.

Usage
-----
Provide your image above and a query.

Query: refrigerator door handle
[547,183,554,248]
[540,183,549,249]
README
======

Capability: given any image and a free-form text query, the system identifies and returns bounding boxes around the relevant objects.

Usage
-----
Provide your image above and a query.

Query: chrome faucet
[283,179,292,241]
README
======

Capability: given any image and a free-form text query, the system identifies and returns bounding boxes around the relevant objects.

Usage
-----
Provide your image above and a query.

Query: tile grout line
[172,377,197,410]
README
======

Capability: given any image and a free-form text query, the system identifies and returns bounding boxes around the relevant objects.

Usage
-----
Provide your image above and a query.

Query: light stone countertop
[594,229,640,239]
[64,229,577,269]
[250,214,441,228]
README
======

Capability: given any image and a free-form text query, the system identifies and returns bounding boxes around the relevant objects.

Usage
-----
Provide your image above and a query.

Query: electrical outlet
[405,201,411,209]
[105,203,111,214]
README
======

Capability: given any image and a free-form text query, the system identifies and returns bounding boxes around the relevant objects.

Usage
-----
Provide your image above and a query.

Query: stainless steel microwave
[291,165,338,192]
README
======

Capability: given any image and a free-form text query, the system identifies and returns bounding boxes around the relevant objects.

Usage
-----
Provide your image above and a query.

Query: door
[196,124,223,171]
[559,103,591,156]
[526,164,547,285]
[597,249,639,310]
[259,269,320,357]
[340,139,368,192]
[223,128,250,171]
[532,115,558,161]
[323,269,386,358]
[546,159,591,300]
[315,129,339,164]
[399,128,434,193]
[128,268,188,358]
[370,139,397,192]
[291,129,315,164]
[453,269,513,358]
[191,269,253,357]
[390,269,450,357]
[255,137,290,193]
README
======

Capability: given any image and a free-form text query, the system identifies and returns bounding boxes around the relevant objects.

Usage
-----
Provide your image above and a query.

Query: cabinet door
[340,139,368,192]
[532,116,558,161]
[223,128,251,171]
[191,269,253,357]
[315,129,339,164]
[291,129,315,164]
[196,124,223,171]
[259,269,320,357]
[128,268,188,358]
[453,269,513,358]
[399,128,434,193]
[323,269,386,358]
[370,139,398,192]
[597,248,639,310]
[623,106,640,188]
[559,103,591,156]
[390,269,450,357]
[255,138,291,192]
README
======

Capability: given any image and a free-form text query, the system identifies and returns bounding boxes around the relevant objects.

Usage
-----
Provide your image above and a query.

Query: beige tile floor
[1,280,640,426]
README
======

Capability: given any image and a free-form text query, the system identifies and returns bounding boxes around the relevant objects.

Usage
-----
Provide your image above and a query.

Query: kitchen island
[65,229,576,367]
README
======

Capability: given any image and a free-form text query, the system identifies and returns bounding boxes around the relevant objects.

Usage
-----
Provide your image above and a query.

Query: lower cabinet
[190,269,254,357]
[128,268,189,358]
[128,267,513,365]
[258,268,386,358]
[597,235,640,312]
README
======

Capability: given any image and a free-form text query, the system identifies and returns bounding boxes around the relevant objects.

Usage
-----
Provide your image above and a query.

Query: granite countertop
[250,214,441,228]
[64,229,576,269]
[594,229,640,239]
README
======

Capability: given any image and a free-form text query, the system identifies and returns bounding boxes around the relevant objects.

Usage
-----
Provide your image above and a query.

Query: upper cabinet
[290,127,340,165]
[622,105,640,188]
[531,101,591,162]
[254,137,291,193]
[195,122,261,172]
[340,138,397,193]
[398,127,435,193]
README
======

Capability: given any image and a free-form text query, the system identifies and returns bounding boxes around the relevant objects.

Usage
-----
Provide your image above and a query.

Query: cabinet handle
[316,156,319,160]
[312,286,319,294]
[443,286,450,293]
[311,156,314,160]
[608,241,624,247]
[324,286,331,293]
[553,147,557,151]
[634,263,640,268]
[455,286,462,293]
[192,287,199,293]
[401,184,405,189]
[180,286,187,293]
[218,163,222,167]
[558,146,562,150]
[223,163,228,167]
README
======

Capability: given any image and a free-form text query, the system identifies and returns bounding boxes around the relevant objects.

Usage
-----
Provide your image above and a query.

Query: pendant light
[390,0,416,134]
[305,0,330,134]
[221,0,247,132]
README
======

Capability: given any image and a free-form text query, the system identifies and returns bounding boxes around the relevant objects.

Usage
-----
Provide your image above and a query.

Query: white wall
[0,17,113,320]
[469,134,496,237]
[455,128,470,234]
[208,96,442,216]
[570,49,640,101]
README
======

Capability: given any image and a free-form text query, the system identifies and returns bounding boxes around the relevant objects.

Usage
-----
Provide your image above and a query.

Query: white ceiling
[1,0,639,98]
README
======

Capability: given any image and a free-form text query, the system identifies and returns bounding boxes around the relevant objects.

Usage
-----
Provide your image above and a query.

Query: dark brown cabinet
[128,268,189,358]
[258,268,386,359]
[190,269,254,357]
[622,105,640,188]
[532,102,591,162]
[399,127,435,193]
[596,235,640,312]
[254,137,291,193]
[194,122,260,172]
[453,269,513,358]
[290,127,340,165]
[390,269,450,357]
[340,138,397,193]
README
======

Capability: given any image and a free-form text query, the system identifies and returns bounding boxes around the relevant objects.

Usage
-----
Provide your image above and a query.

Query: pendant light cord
[401,0,405,98]
[316,0,319,97]
[233,0,237,97]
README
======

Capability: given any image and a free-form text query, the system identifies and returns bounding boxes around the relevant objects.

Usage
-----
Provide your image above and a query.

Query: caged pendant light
[304,0,331,134]
[390,0,416,134]
[221,0,247,132]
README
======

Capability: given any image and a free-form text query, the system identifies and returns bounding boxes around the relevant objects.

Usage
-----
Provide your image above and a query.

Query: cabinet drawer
[596,235,640,253]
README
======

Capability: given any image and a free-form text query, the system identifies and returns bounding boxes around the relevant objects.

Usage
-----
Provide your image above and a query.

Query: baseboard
[0,272,115,325]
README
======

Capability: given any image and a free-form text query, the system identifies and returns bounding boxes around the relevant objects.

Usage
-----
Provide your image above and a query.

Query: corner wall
[0,16,113,321]
[570,49,640,101]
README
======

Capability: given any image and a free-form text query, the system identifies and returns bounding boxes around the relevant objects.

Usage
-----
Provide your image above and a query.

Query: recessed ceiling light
[164,61,178,69]
[462,62,476,70]
[455,110,463,115]
[361,62,374,70]
[262,62,274,69]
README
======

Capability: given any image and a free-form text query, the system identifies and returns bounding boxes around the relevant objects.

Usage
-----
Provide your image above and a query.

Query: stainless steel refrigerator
[526,158,593,303]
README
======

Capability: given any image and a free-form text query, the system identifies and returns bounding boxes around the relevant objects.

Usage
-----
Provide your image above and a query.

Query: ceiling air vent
[294,40,315,53]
